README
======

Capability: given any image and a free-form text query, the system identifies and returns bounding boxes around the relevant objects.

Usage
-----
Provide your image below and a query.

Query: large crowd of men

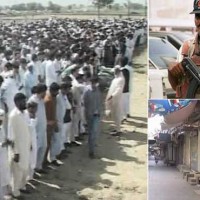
[0,17,147,199]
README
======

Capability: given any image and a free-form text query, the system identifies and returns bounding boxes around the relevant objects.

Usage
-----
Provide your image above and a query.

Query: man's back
[84,88,101,118]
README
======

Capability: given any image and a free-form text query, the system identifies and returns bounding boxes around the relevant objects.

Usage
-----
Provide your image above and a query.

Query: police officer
[168,0,200,98]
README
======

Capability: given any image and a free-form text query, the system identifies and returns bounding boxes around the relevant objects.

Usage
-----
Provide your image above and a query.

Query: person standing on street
[26,101,38,181]
[106,66,125,135]
[121,57,133,121]
[28,84,47,174]
[43,82,61,167]
[84,76,102,159]
[0,109,11,200]
[8,93,31,199]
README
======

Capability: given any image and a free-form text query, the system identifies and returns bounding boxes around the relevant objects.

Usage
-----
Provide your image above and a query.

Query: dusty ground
[24,46,147,200]
[149,158,200,200]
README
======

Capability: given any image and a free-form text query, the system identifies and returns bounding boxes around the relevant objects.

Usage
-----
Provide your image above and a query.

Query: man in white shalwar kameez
[71,75,85,141]
[28,84,47,172]
[63,90,72,145]
[45,54,57,88]
[121,58,133,120]
[125,33,136,62]
[56,83,69,154]
[26,102,38,181]
[18,58,27,95]
[70,67,82,143]
[8,93,31,198]
[106,67,125,133]
[0,109,11,200]
[1,71,19,114]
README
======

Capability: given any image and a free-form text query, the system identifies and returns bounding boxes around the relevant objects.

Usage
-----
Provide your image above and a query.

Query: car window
[167,36,180,50]
[172,33,192,42]
[149,61,156,69]
[149,38,178,69]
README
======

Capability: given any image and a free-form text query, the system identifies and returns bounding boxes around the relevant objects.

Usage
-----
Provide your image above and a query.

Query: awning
[148,100,198,137]
[164,101,197,126]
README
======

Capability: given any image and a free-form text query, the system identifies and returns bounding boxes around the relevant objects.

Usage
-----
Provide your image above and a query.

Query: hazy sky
[0,0,146,6]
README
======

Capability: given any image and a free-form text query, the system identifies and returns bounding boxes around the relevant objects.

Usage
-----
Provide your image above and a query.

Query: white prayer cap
[30,31,36,35]
[22,44,28,49]
[0,109,5,121]
[111,65,121,72]
[79,68,84,75]
[114,65,121,69]
[27,62,33,68]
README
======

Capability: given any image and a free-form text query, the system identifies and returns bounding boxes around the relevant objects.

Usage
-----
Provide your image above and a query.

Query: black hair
[27,101,38,108]
[14,93,26,104]
[84,71,91,79]
[32,54,38,61]
[20,58,27,64]
[49,82,60,91]
[0,76,4,83]
[121,57,129,67]
[47,51,55,60]
[31,86,37,94]
[60,82,72,89]
[12,62,20,69]
[5,62,13,70]
[36,83,47,93]
[76,74,84,81]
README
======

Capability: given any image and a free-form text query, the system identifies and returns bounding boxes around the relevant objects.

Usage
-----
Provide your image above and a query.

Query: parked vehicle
[149,36,178,98]
[149,31,193,50]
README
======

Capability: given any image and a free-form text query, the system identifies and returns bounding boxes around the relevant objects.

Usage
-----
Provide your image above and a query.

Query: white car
[149,36,178,99]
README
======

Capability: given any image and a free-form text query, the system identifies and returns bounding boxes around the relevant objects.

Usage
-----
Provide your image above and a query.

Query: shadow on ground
[23,45,147,200]
[25,115,146,200]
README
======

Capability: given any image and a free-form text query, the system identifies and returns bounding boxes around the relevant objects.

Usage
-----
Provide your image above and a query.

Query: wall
[183,133,190,168]
[198,128,200,171]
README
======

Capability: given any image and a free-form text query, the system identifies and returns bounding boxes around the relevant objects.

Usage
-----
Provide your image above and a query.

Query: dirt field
[23,45,147,200]
[0,14,145,24]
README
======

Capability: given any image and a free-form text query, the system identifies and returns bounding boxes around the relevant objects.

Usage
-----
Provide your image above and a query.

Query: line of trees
[0,0,146,15]
[1,1,61,12]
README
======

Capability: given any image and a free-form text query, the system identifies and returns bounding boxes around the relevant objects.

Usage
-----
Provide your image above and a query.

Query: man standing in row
[8,93,31,199]
[106,67,125,135]
[29,84,47,173]
[84,77,102,158]
[44,82,60,166]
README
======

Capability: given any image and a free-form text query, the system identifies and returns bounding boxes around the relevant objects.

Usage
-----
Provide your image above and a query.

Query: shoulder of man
[44,93,51,102]
[9,108,19,119]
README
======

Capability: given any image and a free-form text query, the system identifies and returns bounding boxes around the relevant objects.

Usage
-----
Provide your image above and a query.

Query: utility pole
[127,0,130,18]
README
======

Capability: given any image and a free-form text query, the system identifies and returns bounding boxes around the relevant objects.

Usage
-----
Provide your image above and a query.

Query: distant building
[149,0,193,20]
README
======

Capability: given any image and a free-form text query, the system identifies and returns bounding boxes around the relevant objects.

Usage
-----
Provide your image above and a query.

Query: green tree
[92,0,114,18]
[4,6,10,10]
[48,1,61,13]
[11,3,26,11]
[36,3,45,11]
[26,2,38,11]
[67,5,72,10]
[113,3,120,11]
